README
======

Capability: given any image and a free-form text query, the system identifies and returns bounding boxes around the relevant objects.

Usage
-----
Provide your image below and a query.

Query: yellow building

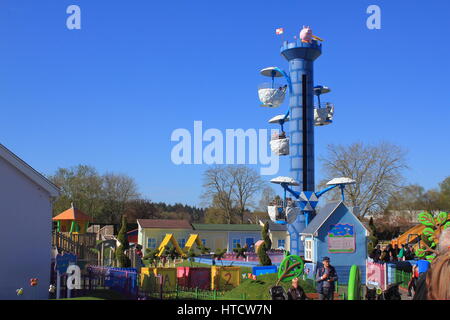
[137,219,290,253]
[192,224,262,252]
[137,219,193,252]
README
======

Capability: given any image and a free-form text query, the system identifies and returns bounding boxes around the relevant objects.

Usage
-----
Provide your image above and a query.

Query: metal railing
[394,269,411,289]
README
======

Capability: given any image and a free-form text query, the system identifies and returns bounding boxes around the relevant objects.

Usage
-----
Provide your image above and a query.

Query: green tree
[49,165,104,219]
[257,222,272,266]
[368,217,377,235]
[367,217,379,254]
[187,249,198,267]
[165,245,181,263]
[213,249,227,266]
[49,165,140,224]
[233,243,247,259]
[115,215,131,267]
[143,248,160,267]
[198,244,210,255]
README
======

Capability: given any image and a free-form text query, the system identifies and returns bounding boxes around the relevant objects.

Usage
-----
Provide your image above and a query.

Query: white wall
[0,157,53,300]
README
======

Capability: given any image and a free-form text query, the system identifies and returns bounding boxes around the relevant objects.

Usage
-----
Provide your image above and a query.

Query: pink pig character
[300,26,313,43]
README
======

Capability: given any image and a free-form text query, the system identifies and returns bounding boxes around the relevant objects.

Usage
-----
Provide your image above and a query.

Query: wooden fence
[52,231,98,264]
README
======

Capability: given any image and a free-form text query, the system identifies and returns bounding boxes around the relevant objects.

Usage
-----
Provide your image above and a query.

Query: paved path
[399,287,413,300]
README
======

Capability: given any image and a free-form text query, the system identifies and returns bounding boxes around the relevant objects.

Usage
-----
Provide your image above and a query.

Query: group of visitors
[370,243,415,263]
[286,227,450,300]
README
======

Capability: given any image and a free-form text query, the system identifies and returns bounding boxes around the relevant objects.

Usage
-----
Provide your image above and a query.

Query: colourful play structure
[391,212,450,247]
[156,234,203,257]
[52,205,91,234]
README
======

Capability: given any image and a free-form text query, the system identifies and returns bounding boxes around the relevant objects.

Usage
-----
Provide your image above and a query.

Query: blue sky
[0,1,449,206]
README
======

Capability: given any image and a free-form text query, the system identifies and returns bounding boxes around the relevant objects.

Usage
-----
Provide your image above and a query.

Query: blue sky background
[0,1,449,206]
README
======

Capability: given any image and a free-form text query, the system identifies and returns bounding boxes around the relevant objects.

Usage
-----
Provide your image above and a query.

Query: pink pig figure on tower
[300,26,313,43]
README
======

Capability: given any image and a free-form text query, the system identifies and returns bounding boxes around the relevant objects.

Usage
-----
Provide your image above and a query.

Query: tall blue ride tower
[259,31,328,257]
[282,39,322,256]
[260,28,354,258]
[281,40,322,193]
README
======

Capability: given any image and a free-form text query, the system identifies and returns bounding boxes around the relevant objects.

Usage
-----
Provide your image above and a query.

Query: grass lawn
[59,289,127,300]
[222,273,316,300]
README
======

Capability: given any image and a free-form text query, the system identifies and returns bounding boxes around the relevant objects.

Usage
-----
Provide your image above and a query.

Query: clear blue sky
[0,1,449,206]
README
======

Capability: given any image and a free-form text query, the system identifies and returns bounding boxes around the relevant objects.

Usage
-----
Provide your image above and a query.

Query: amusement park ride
[258,26,355,256]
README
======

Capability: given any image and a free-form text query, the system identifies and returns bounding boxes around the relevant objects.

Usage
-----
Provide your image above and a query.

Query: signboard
[177,267,211,290]
[54,253,78,299]
[211,266,240,291]
[188,268,211,290]
[366,261,386,290]
[142,267,177,291]
[55,253,77,273]
[327,224,355,253]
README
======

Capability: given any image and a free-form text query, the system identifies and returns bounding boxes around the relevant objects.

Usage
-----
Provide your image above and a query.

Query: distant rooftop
[192,224,261,232]
[137,219,193,229]
[52,207,91,221]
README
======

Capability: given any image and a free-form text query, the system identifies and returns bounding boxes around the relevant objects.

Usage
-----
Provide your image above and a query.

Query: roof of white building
[0,143,60,198]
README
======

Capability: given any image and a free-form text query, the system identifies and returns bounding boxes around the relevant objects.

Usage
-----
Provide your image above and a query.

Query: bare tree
[385,184,425,221]
[202,166,236,224]
[232,166,264,223]
[319,142,407,218]
[258,186,277,212]
[101,173,140,223]
[201,165,263,224]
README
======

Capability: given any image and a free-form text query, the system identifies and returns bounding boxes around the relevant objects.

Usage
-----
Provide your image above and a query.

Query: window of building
[278,239,285,249]
[305,239,314,261]
[147,238,156,249]
[232,239,241,248]
[201,239,206,246]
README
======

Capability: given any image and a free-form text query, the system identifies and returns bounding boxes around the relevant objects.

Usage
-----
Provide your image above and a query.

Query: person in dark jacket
[380,246,390,263]
[315,256,338,300]
[403,245,413,260]
[412,270,428,300]
[287,277,307,300]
